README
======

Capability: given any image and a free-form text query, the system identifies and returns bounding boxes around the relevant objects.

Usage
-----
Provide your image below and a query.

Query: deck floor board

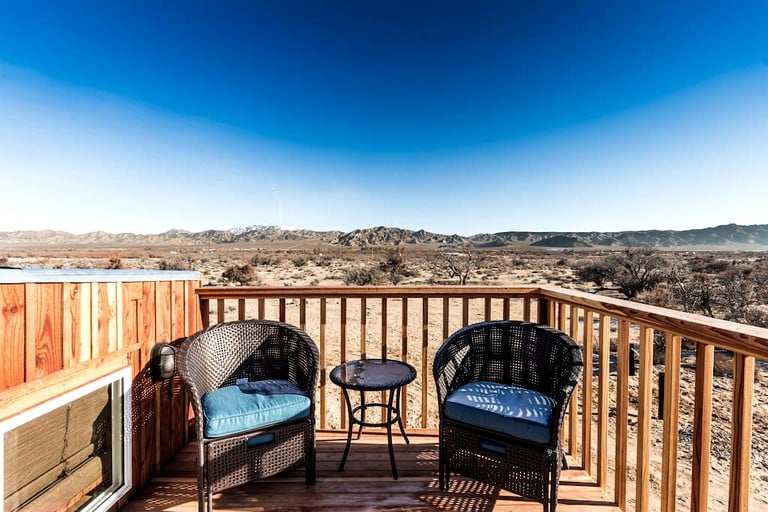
[123,430,619,512]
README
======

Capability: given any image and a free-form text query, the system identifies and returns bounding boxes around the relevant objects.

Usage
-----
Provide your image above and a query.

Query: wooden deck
[123,430,619,512]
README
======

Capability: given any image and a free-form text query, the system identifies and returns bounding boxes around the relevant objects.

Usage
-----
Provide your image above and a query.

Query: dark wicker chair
[433,320,583,512]
[177,320,319,512]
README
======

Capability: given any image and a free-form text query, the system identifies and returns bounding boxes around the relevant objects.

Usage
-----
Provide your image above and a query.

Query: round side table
[329,358,417,480]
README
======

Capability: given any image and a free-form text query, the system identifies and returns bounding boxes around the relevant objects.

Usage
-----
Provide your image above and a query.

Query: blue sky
[1,1,767,235]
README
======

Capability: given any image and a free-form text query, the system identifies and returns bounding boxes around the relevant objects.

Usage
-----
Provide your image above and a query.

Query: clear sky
[1,1,767,236]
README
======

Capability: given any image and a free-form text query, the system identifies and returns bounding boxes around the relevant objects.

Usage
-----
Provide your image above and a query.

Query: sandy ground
[4,246,767,511]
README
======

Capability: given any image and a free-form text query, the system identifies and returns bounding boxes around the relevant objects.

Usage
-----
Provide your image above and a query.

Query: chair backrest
[433,320,583,406]
[177,319,320,399]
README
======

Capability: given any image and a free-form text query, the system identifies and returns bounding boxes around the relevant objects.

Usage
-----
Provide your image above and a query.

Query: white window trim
[0,367,133,512]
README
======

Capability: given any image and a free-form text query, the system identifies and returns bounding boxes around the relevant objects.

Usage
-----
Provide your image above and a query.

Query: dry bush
[158,259,192,271]
[222,264,257,285]
[249,254,278,266]
[343,267,378,286]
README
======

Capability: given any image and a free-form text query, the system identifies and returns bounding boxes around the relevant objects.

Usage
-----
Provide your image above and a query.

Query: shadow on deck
[123,430,619,512]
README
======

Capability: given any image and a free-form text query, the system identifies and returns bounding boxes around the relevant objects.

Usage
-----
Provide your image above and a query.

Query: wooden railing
[196,284,768,512]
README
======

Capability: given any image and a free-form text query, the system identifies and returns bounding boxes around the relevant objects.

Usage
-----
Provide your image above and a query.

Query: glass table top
[330,359,416,391]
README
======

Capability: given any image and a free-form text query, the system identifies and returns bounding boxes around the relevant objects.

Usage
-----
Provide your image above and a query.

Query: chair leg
[198,443,206,512]
[438,425,449,490]
[306,445,317,485]
[548,449,560,512]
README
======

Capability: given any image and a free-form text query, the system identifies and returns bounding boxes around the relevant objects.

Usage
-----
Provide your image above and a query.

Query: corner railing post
[538,297,551,326]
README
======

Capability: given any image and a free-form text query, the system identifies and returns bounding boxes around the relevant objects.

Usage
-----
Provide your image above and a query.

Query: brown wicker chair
[433,321,583,512]
[177,320,319,512]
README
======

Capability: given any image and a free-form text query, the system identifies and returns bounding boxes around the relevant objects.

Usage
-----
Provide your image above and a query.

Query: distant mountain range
[2,223,768,250]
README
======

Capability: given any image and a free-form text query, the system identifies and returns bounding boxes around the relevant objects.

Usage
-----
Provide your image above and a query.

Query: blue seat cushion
[444,381,555,445]
[201,379,311,438]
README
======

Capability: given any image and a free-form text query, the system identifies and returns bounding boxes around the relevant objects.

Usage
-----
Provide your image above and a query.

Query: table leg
[395,386,410,444]
[386,386,398,479]
[356,390,365,439]
[338,387,354,471]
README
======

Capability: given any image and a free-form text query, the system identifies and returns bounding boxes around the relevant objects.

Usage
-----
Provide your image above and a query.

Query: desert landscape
[2,226,768,511]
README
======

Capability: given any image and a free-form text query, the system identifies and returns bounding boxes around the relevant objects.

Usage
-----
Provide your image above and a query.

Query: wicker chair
[433,320,583,512]
[177,320,319,512]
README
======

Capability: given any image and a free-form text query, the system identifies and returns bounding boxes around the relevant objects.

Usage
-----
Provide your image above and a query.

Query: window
[1,368,132,512]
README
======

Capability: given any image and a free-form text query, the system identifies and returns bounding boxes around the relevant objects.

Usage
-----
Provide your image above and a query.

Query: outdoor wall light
[151,343,177,381]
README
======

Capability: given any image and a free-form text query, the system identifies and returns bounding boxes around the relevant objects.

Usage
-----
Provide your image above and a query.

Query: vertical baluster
[728,353,754,512]
[636,326,653,512]
[422,298,430,428]
[360,297,367,359]
[340,298,347,430]
[615,319,629,510]
[582,310,594,474]
[319,298,327,430]
[299,298,306,331]
[380,297,388,423]
[216,298,225,324]
[200,298,210,328]
[401,297,409,426]
[238,298,245,320]
[692,342,713,512]
[661,334,681,512]
[442,297,450,341]
[597,314,610,489]
[568,306,579,457]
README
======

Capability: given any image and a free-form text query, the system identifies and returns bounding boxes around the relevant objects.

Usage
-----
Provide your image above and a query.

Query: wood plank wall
[0,278,200,503]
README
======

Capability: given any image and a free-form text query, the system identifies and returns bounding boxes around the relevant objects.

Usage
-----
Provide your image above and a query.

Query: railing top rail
[195,285,542,299]
[195,284,768,359]
[538,285,768,359]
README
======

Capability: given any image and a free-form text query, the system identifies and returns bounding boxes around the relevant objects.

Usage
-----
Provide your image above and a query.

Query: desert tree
[434,250,481,285]
[713,264,768,325]
[607,247,668,299]
[573,247,667,299]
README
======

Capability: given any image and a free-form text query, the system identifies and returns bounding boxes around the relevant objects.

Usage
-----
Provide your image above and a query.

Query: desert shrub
[222,264,256,285]
[158,259,191,271]
[0,257,8,266]
[343,268,377,286]
[713,351,734,377]
[576,260,616,290]
[292,256,308,267]
[106,256,123,269]
[689,256,731,274]
[379,249,409,285]
[249,254,277,266]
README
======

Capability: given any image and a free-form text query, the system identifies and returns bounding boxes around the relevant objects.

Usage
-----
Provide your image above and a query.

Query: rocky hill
[1,223,767,250]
